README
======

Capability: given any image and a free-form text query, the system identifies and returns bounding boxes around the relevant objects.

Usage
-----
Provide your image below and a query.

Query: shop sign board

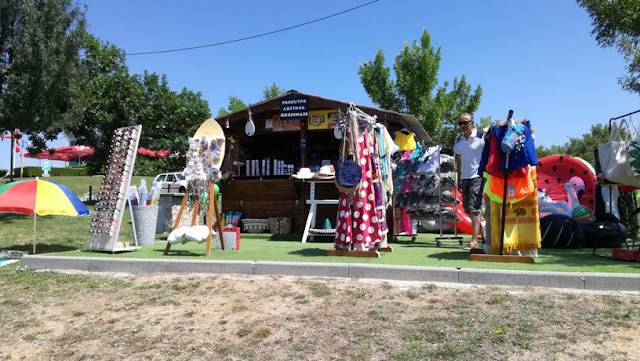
[280,96,309,119]
[308,110,339,130]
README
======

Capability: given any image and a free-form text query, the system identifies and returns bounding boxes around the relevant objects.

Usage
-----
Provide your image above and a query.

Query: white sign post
[41,160,51,177]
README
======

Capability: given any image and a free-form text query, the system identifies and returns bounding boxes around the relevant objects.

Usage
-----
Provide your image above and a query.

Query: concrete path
[18,255,640,292]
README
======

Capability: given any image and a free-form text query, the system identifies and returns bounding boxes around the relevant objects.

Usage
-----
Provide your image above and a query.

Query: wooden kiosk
[206,91,430,235]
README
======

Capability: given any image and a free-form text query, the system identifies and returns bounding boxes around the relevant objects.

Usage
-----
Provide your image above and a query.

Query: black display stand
[435,146,464,247]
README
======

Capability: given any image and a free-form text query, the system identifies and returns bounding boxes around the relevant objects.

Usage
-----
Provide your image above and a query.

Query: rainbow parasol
[0,178,90,254]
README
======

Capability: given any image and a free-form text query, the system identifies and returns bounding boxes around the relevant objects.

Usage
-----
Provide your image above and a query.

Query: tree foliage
[534,123,610,165]
[65,35,210,175]
[216,96,247,118]
[0,0,86,151]
[216,82,286,117]
[358,29,482,145]
[263,82,286,100]
[578,0,640,95]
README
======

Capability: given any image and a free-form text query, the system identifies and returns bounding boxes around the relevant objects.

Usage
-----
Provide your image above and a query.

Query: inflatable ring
[537,155,596,211]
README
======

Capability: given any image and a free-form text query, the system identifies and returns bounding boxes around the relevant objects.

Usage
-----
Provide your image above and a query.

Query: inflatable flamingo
[539,182,591,221]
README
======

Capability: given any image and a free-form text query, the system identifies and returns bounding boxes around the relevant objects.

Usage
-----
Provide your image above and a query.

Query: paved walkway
[18,255,640,292]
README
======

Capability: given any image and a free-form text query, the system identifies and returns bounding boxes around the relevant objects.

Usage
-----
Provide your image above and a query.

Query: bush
[6,166,90,177]
[0,169,6,178]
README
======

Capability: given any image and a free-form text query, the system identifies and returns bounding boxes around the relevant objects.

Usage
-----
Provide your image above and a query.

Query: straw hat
[291,167,314,179]
[313,164,335,179]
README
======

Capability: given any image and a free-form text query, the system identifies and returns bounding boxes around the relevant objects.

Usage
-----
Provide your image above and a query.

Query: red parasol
[137,147,168,158]
[25,145,95,162]
[25,145,168,161]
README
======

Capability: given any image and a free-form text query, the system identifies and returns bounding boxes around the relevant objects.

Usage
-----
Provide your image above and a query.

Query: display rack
[163,118,225,257]
[390,146,422,242]
[89,125,142,253]
[434,146,464,246]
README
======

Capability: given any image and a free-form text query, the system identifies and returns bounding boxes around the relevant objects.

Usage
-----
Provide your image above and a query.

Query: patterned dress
[335,133,383,251]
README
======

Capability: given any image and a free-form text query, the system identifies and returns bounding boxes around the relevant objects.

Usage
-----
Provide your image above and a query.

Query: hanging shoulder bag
[598,118,640,187]
[335,112,363,194]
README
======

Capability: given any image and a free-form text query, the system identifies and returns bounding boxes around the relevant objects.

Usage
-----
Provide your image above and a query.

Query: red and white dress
[335,133,383,251]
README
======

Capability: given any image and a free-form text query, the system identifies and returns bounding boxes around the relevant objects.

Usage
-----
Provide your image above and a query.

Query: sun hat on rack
[313,164,335,179]
[291,167,314,179]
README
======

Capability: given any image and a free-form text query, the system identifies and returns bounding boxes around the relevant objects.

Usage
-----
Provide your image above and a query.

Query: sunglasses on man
[458,120,471,126]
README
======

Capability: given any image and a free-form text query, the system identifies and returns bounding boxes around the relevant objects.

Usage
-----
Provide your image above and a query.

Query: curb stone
[17,255,640,292]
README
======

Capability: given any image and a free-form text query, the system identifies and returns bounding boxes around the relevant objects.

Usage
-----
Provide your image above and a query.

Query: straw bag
[335,112,362,194]
[598,118,640,187]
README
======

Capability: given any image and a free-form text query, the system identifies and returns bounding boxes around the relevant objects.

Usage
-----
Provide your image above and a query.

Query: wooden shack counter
[220,176,339,234]
[209,91,430,235]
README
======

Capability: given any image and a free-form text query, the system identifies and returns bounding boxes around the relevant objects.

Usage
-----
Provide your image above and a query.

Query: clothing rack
[592,108,640,259]
[469,110,535,263]
[330,104,392,257]
[498,110,515,255]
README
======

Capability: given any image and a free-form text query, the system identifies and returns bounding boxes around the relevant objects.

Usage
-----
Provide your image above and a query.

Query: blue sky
[3,0,638,170]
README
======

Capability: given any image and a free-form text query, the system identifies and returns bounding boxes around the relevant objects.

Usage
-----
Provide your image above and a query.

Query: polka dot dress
[335,133,382,251]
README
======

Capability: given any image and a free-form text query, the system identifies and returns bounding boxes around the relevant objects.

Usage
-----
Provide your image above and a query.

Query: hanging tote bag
[626,118,640,177]
[598,118,640,186]
[335,111,363,194]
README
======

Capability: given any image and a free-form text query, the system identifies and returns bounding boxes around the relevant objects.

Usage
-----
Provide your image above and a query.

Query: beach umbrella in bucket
[0,178,90,254]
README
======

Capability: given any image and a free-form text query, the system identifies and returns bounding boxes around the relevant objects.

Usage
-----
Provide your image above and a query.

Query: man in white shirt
[453,113,485,250]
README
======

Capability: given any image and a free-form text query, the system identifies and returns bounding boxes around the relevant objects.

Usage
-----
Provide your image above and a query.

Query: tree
[217,97,247,118]
[216,83,286,117]
[477,116,493,131]
[263,82,286,100]
[535,144,568,159]
[563,123,610,163]
[577,0,640,95]
[534,123,609,165]
[65,35,210,175]
[134,72,211,174]
[358,29,482,145]
[0,0,86,152]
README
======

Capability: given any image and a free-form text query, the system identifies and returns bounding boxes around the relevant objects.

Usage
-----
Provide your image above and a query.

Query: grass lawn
[1,176,640,274]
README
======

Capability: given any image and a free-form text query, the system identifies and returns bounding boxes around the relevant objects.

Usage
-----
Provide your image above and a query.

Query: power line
[126,0,380,56]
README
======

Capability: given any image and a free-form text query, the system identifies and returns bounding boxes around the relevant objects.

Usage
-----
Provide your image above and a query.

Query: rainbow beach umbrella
[0,178,90,254]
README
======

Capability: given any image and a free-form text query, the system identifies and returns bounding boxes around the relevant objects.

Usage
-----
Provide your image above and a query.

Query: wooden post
[205,183,215,256]
[213,187,224,250]
[190,199,200,227]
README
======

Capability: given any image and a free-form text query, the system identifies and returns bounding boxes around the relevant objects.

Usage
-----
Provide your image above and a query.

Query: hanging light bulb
[245,109,255,136]
[225,118,230,129]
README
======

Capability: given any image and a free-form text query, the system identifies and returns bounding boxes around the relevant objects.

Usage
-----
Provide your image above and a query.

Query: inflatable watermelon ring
[537,155,596,211]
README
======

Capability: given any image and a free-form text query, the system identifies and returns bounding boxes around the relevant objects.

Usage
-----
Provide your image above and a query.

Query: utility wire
[126,0,379,56]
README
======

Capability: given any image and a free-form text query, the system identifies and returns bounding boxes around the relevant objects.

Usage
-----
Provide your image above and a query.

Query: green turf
[57,233,640,274]
[2,176,640,274]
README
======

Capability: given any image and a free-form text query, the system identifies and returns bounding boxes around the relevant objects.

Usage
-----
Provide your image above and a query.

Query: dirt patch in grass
[1,270,639,360]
